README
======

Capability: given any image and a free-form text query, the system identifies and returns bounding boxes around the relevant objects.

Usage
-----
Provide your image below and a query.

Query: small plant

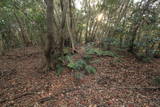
[55,55,73,75]
[85,65,96,74]
[67,58,97,74]
[55,64,64,76]
[102,50,118,57]
[67,62,79,70]
[56,49,98,76]
[86,48,101,55]
[65,55,73,63]
[67,59,86,70]
[154,50,160,58]
[83,55,93,62]
[86,48,118,57]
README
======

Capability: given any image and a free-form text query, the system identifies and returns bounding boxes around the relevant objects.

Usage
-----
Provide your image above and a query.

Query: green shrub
[67,62,79,70]
[67,59,87,70]
[57,49,97,76]
[67,58,97,74]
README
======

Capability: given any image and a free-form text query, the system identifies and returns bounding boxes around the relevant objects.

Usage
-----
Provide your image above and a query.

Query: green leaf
[83,55,92,60]
[65,55,73,63]
[102,51,118,57]
[85,65,96,74]
[55,64,64,76]
[76,59,87,67]
[67,62,77,69]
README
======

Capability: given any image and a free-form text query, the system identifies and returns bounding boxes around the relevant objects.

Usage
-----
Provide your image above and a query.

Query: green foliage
[136,53,152,63]
[55,64,64,76]
[154,50,160,58]
[86,48,118,57]
[67,62,77,69]
[65,55,73,63]
[101,37,121,49]
[83,55,93,62]
[86,48,100,55]
[67,59,86,70]
[85,65,96,74]
[76,59,87,67]
[57,53,97,75]
[102,51,118,57]
[66,55,97,74]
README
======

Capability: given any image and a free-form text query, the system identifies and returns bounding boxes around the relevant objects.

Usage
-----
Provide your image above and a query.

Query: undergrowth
[85,48,118,57]
[55,47,119,77]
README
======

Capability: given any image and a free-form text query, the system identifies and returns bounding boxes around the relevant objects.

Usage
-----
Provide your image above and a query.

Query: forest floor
[0,46,160,107]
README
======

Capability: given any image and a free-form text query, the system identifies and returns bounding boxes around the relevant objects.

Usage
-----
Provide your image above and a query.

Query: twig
[0,92,37,104]
[38,86,91,104]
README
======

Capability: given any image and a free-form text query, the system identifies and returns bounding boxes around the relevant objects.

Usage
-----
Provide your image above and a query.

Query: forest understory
[0,46,160,107]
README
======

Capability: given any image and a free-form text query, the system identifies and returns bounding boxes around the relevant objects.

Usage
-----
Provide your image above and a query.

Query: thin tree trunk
[14,13,30,46]
[66,14,75,51]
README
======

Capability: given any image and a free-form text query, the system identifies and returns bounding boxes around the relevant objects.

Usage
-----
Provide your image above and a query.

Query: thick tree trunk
[44,0,56,70]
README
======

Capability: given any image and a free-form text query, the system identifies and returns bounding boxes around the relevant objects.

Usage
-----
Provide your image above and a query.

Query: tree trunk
[14,13,30,47]
[44,0,56,70]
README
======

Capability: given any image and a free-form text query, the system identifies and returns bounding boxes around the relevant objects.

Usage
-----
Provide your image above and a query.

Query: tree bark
[44,0,56,69]
[14,13,30,46]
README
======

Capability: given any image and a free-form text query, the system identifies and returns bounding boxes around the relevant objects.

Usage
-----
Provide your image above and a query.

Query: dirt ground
[0,47,160,107]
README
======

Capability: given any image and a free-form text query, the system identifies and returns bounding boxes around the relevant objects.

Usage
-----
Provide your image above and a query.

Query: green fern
[65,55,73,63]
[55,64,64,76]
[67,59,86,70]
[76,59,87,67]
[85,65,96,74]
[83,55,93,61]
[67,62,78,69]
[86,48,118,57]
[102,51,118,57]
